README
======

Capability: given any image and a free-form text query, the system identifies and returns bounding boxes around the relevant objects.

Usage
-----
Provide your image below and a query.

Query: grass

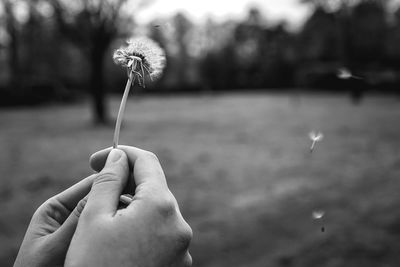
[1,93,400,266]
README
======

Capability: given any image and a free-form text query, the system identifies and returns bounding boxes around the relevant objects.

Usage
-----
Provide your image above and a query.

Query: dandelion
[309,131,324,153]
[312,210,325,220]
[113,37,165,206]
[337,67,362,80]
[112,37,166,149]
[312,210,326,233]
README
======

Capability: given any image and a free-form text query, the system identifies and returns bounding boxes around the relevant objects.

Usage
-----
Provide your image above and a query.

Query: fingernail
[107,149,122,163]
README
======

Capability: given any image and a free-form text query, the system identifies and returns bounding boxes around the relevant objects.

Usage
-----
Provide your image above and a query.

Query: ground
[1,93,400,267]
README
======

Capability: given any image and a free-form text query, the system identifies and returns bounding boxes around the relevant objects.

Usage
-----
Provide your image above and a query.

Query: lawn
[1,93,400,266]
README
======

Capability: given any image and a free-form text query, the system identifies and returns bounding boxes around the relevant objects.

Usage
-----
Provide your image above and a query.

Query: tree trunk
[90,46,108,124]
[4,0,19,87]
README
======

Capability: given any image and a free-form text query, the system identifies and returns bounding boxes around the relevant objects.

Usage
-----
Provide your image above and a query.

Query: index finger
[90,146,167,187]
[53,174,96,212]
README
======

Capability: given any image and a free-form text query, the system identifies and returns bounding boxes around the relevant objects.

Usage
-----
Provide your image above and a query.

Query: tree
[48,0,151,124]
[298,7,339,62]
[300,0,389,67]
[349,1,387,65]
[1,0,20,87]
[172,13,192,88]
[300,0,357,11]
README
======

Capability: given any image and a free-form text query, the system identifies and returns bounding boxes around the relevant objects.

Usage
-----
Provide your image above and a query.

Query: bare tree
[1,0,20,87]
[300,0,357,10]
[48,0,151,124]
[300,0,394,11]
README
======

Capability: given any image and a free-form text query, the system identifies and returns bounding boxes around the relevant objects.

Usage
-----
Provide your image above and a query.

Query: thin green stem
[113,70,135,148]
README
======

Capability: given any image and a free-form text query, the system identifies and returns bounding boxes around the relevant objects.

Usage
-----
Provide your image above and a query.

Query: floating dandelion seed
[309,131,323,153]
[337,67,362,80]
[312,210,325,220]
[337,68,352,79]
[312,210,326,233]
[112,37,166,149]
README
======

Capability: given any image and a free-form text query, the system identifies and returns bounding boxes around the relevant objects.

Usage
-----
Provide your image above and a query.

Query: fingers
[90,147,112,172]
[84,149,130,217]
[54,195,89,244]
[50,174,96,215]
[90,146,167,188]
[32,174,94,241]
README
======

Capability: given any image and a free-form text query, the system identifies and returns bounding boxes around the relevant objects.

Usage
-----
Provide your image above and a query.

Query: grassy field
[1,93,400,266]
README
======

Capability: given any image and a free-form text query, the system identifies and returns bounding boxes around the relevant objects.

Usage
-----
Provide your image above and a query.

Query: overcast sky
[137,0,312,28]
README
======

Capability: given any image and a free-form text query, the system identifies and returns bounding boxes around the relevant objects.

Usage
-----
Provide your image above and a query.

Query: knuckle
[72,197,88,218]
[171,218,192,251]
[37,198,58,214]
[155,193,176,217]
[182,252,193,267]
[33,200,50,217]
[176,222,193,248]
[34,198,67,223]
[93,171,119,186]
[43,197,57,209]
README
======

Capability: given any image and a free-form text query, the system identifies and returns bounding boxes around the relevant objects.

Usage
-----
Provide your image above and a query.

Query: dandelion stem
[113,70,135,148]
[310,141,316,153]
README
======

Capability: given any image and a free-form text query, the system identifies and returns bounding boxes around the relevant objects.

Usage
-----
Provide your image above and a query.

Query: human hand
[65,147,192,267]
[14,174,95,267]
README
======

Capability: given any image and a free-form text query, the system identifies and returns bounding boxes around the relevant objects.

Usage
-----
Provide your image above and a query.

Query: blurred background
[1,0,400,266]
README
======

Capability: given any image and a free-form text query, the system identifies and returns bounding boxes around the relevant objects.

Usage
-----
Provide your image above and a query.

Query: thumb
[84,149,129,217]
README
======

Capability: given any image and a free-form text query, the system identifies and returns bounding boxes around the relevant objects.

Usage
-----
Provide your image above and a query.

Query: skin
[13,174,95,267]
[14,146,192,267]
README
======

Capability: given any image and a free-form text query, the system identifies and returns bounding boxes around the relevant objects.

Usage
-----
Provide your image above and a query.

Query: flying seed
[337,67,362,80]
[309,131,324,153]
[312,210,325,220]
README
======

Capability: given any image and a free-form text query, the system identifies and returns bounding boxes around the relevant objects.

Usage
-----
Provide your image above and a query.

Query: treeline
[1,0,400,121]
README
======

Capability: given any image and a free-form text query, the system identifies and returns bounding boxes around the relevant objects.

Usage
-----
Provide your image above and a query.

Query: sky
[136,0,312,29]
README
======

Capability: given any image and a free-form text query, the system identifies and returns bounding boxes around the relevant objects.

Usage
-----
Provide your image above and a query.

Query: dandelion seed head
[337,67,352,80]
[309,131,324,142]
[113,36,166,85]
[312,210,325,220]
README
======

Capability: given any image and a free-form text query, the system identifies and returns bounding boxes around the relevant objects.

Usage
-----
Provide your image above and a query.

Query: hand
[14,174,95,267]
[65,147,193,267]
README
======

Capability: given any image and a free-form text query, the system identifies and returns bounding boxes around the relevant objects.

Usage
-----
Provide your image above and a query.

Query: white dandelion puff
[337,67,362,80]
[309,131,324,153]
[112,36,166,149]
[113,37,166,86]
[312,210,325,220]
